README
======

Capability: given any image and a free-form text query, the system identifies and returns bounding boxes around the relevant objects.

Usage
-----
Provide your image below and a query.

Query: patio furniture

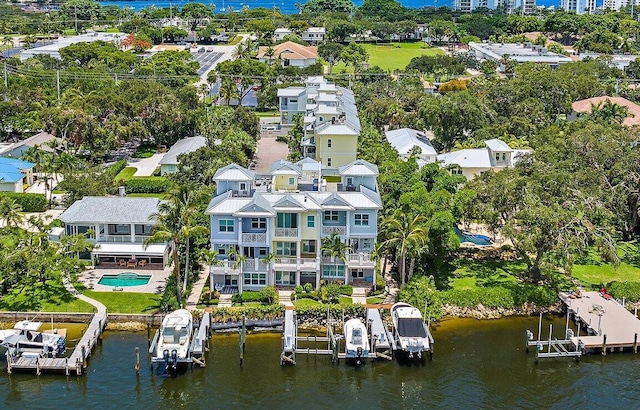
[119,259,127,267]
[214,283,223,292]
[138,259,147,267]
[127,259,137,268]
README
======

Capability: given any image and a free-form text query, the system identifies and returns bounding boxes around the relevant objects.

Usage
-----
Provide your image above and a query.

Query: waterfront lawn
[331,42,444,72]
[82,291,161,314]
[366,296,385,304]
[0,280,96,313]
[572,242,640,287]
[445,259,526,291]
[294,299,322,308]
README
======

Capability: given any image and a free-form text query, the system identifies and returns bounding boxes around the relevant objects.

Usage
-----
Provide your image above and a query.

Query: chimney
[118,186,126,197]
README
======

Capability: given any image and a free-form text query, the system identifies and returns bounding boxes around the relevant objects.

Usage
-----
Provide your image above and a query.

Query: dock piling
[602,335,607,356]
[135,347,140,375]
[634,333,638,354]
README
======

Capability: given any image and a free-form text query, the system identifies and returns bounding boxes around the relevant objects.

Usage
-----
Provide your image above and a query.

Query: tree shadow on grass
[619,242,640,269]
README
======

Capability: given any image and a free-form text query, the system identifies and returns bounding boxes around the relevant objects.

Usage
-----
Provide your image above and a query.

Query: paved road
[192,51,224,76]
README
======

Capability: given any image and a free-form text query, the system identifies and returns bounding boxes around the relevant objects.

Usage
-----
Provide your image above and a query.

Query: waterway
[97,0,561,15]
[1,315,639,409]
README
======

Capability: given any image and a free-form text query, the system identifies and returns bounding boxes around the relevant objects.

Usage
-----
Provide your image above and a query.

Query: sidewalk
[218,294,233,308]
[351,287,367,304]
[279,290,294,307]
[186,266,208,310]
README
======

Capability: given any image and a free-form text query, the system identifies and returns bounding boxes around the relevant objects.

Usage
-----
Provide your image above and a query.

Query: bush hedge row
[103,160,128,181]
[607,281,640,302]
[124,177,172,193]
[439,284,557,308]
[0,192,47,212]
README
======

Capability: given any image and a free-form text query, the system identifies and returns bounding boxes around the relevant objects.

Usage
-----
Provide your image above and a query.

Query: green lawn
[331,42,444,72]
[0,280,96,313]
[572,242,640,286]
[366,296,385,304]
[229,35,243,45]
[82,290,161,314]
[445,259,525,291]
[294,298,322,308]
[114,167,137,181]
[338,296,353,306]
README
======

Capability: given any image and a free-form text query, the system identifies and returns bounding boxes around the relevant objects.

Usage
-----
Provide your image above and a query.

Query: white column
[130,223,135,243]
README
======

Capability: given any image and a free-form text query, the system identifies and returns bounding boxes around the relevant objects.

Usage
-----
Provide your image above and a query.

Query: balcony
[275,257,319,271]
[242,233,267,244]
[275,227,298,237]
[347,253,375,268]
[280,104,289,110]
[322,226,346,236]
[97,235,151,244]
[210,260,239,275]
[243,258,269,272]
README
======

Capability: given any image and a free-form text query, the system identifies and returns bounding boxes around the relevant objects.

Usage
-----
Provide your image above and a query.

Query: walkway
[382,258,399,304]
[218,294,233,308]
[351,287,367,305]
[279,290,294,307]
[130,153,164,177]
[186,266,208,310]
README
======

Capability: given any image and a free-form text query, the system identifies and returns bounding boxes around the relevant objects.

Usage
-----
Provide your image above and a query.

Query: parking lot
[209,80,259,108]
[192,51,225,76]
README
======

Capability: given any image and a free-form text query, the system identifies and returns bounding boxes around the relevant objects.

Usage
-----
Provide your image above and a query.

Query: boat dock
[6,310,107,376]
[366,307,393,360]
[148,312,212,368]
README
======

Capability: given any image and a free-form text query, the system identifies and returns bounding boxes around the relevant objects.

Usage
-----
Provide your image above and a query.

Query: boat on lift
[344,318,370,365]
[0,320,66,359]
[153,309,193,372]
[391,302,434,359]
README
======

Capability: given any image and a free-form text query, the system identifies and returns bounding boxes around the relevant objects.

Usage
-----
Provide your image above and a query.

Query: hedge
[124,177,172,193]
[0,192,47,212]
[607,281,640,302]
[103,160,128,180]
[440,287,515,308]
[210,305,284,322]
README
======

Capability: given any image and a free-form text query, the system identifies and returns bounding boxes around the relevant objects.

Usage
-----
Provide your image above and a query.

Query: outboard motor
[57,337,66,356]
[170,349,178,371]
[162,349,170,367]
[356,347,363,365]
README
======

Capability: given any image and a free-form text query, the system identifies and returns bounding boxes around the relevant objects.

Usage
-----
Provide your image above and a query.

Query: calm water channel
[1,316,639,409]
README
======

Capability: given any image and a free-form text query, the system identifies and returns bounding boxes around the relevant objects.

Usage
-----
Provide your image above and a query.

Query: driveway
[129,153,164,176]
[254,133,289,174]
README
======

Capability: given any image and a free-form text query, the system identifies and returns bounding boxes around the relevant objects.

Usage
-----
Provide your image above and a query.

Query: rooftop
[469,42,573,64]
[572,96,640,127]
[158,136,207,165]
[385,128,437,157]
[20,32,127,61]
[59,196,160,224]
[257,41,318,60]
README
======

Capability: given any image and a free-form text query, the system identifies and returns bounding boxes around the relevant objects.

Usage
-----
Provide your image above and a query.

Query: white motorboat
[154,309,193,371]
[391,302,433,359]
[344,318,370,364]
[0,320,66,359]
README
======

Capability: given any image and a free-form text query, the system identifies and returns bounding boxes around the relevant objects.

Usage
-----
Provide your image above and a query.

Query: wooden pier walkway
[7,275,107,375]
[560,291,640,352]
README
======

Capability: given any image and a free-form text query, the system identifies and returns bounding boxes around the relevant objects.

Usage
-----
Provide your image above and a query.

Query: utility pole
[56,70,60,100]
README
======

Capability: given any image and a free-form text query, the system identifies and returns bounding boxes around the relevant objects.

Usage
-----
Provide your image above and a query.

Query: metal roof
[385,128,437,156]
[338,159,379,176]
[213,164,256,181]
[484,138,512,152]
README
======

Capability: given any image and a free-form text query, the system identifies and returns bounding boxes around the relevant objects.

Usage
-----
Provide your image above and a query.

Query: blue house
[0,157,35,193]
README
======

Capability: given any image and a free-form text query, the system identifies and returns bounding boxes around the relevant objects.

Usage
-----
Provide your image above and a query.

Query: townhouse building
[206,159,382,293]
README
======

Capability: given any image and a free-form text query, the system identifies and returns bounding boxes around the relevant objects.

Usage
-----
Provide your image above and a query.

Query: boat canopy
[397,318,428,338]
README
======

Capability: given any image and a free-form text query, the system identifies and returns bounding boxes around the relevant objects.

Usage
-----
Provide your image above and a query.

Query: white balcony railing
[275,227,298,237]
[322,226,346,236]
[243,259,269,272]
[348,253,374,266]
[275,257,319,270]
[97,235,151,243]
[210,260,239,274]
[242,233,267,243]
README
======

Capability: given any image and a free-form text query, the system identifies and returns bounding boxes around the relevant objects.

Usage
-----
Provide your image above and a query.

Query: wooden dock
[560,291,640,353]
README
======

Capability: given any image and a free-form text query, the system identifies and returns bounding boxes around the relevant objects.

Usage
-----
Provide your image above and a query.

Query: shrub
[124,177,172,193]
[608,281,640,302]
[103,160,128,180]
[233,289,279,305]
[210,305,284,322]
[0,192,47,211]
[303,283,313,293]
[294,285,304,294]
[338,284,353,296]
[440,287,514,308]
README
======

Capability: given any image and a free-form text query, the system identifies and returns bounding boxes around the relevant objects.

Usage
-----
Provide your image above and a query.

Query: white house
[159,136,207,175]
[257,41,318,68]
[384,128,437,167]
[437,138,531,180]
[59,196,170,267]
[0,131,62,158]
[273,27,325,43]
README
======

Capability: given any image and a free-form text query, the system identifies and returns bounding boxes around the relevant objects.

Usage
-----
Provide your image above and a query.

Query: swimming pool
[454,226,493,246]
[97,272,152,287]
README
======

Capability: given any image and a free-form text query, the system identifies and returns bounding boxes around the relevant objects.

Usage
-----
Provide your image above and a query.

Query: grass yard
[572,242,640,287]
[114,167,137,181]
[331,42,444,73]
[444,259,526,291]
[366,296,385,304]
[132,145,157,159]
[294,298,322,308]
[0,280,96,313]
[82,290,161,314]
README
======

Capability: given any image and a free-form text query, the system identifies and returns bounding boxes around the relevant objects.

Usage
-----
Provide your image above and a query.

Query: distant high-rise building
[453,0,536,13]
[602,0,640,11]
[561,0,597,13]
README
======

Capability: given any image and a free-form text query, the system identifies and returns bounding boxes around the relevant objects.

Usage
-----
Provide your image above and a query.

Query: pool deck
[78,268,171,293]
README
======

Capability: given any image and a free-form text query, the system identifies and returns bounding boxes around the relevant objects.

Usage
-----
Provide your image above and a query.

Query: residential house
[0,157,34,192]
[257,41,318,68]
[159,136,207,175]
[278,76,361,169]
[437,138,530,180]
[385,128,437,167]
[0,131,62,158]
[59,196,170,267]
[570,96,640,127]
[20,32,126,61]
[273,27,325,43]
[206,159,381,292]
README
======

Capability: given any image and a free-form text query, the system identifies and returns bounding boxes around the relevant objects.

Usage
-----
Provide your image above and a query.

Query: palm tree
[228,247,247,270]
[321,232,351,263]
[591,100,631,125]
[264,45,276,66]
[383,213,427,286]
[294,2,302,14]
[144,185,207,306]
[218,77,238,105]
[0,197,23,228]
[61,231,95,260]
[200,249,223,302]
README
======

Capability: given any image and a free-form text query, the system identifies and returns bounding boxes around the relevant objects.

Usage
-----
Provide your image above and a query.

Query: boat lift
[525,312,583,363]
[148,312,212,370]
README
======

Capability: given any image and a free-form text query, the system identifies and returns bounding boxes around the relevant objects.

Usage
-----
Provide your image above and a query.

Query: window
[135,224,153,235]
[352,269,364,279]
[302,240,316,254]
[502,153,507,161]
[277,213,297,228]
[240,182,247,190]
[354,214,369,226]
[495,153,500,162]
[244,273,266,285]
[251,218,266,229]
[327,158,332,167]
[307,215,315,228]
[288,177,295,185]
[276,241,297,256]
[275,271,295,285]
[327,139,332,148]
[322,264,345,278]
[219,219,234,232]
[451,168,463,176]
[346,177,353,185]
[324,211,339,222]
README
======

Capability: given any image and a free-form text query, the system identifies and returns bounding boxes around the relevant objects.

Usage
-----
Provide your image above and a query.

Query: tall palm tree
[144,185,207,305]
[321,232,351,263]
[383,213,427,286]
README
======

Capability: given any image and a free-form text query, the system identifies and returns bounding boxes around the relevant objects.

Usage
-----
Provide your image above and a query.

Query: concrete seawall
[0,312,165,326]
